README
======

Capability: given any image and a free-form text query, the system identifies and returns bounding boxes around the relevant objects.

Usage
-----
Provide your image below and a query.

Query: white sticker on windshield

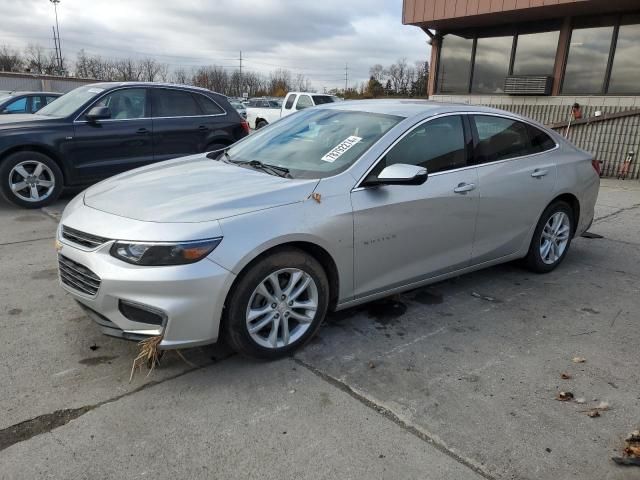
[88,88,105,93]
[321,136,362,163]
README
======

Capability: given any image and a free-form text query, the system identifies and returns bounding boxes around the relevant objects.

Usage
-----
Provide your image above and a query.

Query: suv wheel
[256,120,268,129]
[524,201,574,273]
[224,248,329,359]
[0,151,63,208]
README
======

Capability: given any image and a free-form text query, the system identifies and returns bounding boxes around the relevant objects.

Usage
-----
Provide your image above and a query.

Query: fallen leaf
[368,361,376,369]
[626,431,640,443]
[556,391,574,401]
[560,372,572,380]
[572,356,586,363]
[625,445,640,457]
[587,410,600,418]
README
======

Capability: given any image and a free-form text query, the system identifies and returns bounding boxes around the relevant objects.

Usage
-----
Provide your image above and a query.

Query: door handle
[198,125,209,131]
[531,169,549,178]
[453,182,476,194]
[136,128,150,135]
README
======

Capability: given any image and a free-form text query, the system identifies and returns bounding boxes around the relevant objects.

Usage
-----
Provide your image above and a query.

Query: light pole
[50,0,63,74]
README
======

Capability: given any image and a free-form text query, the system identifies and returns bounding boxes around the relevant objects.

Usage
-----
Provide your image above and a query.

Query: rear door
[351,114,479,298]
[151,88,225,161]
[470,115,558,263]
[70,87,153,181]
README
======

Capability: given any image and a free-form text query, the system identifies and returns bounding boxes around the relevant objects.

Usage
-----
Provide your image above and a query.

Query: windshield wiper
[231,160,292,178]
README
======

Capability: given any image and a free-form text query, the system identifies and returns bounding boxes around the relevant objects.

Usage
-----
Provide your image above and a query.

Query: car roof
[86,82,217,95]
[316,99,534,121]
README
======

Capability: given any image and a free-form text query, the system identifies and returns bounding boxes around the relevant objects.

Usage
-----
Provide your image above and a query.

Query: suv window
[284,94,296,110]
[93,88,146,120]
[194,94,224,115]
[296,95,313,110]
[374,115,467,175]
[153,89,200,117]
[312,95,336,105]
[472,115,536,163]
[5,97,27,113]
[31,96,44,113]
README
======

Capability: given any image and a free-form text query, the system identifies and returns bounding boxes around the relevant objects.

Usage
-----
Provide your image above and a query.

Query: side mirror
[86,106,111,122]
[365,163,428,186]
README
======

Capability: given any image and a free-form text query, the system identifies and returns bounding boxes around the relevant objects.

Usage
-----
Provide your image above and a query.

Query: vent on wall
[504,76,553,95]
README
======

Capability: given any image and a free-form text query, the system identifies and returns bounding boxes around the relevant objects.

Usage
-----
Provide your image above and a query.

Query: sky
[2,0,430,90]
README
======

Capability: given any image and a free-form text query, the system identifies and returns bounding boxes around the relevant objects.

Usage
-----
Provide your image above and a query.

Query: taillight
[240,120,249,135]
[591,159,601,175]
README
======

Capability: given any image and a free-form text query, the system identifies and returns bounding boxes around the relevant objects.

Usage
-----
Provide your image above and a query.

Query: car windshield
[225,108,402,179]
[268,100,281,108]
[37,85,105,117]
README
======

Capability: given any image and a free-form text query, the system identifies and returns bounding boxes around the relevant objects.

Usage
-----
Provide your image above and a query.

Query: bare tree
[113,58,140,81]
[369,64,384,83]
[171,67,191,85]
[0,45,24,72]
[269,68,292,97]
[138,58,169,82]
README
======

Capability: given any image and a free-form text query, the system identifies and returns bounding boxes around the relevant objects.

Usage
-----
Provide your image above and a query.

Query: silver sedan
[57,100,599,359]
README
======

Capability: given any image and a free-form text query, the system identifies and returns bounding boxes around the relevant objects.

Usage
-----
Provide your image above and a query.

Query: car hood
[0,113,61,129]
[83,154,320,223]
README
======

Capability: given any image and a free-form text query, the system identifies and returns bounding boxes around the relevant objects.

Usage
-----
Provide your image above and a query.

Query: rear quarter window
[527,124,556,153]
[195,94,224,115]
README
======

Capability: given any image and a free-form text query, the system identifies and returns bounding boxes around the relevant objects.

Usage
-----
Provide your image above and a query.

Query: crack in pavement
[0,353,234,452]
[0,236,56,247]
[292,357,497,480]
[593,202,640,223]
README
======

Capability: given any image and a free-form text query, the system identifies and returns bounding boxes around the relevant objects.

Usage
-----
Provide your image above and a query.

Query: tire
[224,248,329,360]
[524,200,574,273]
[256,120,268,129]
[0,151,63,208]
[205,143,229,157]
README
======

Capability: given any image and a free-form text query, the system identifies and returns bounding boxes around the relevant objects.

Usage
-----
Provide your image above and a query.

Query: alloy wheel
[8,160,56,203]
[246,268,318,349]
[539,211,571,265]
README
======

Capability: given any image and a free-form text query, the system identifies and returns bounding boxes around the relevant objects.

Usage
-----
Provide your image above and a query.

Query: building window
[608,18,640,94]
[512,30,560,75]
[562,25,614,94]
[471,35,513,93]
[437,34,473,94]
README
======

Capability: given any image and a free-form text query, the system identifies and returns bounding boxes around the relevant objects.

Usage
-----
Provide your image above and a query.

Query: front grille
[62,225,109,249]
[58,255,101,296]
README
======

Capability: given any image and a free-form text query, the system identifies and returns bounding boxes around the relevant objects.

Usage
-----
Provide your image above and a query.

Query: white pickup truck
[246,92,340,129]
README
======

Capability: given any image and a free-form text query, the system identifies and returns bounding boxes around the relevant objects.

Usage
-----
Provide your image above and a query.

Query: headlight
[110,238,222,266]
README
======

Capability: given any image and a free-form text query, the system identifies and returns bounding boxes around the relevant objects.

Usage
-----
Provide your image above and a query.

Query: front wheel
[524,201,574,273]
[224,248,329,359]
[0,151,63,208]
[256,120,268,129]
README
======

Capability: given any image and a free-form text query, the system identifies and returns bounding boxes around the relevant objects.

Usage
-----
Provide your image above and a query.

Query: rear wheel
[256,120,268,129]
[224,248,329,359]
[524,201,574,273]
[0,151,63,208]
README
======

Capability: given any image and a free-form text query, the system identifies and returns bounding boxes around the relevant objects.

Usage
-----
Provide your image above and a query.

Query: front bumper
[57,231,236,349]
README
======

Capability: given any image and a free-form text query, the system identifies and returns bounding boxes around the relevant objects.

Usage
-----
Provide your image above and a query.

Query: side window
[284,94,296,110]
[31,96,44,113]
[194,94,224,115]
[93,88,146,120]
[473,115,534,163]
[5,97,27,113]
[376,116,467,175]
[527,124,556,153]
[296,95,313,110]
[153,89,201,117]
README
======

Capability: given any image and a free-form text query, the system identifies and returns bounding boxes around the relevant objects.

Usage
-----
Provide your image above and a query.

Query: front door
[70,88,153,182]
[470,115,558,263]
[351,115,479,298]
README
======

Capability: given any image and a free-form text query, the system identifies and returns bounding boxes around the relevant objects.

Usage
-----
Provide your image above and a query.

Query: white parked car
[246,92,340,129]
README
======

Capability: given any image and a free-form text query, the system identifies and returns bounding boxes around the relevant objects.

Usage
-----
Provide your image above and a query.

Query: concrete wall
[0,73,96,93]
[432,94,640,179]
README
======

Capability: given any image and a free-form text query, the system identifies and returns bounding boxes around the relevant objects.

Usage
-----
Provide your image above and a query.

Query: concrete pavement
[1,179,639,479]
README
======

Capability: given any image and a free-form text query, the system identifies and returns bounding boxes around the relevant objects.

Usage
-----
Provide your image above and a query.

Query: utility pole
[344,63,348,94]
[50,0,63,74]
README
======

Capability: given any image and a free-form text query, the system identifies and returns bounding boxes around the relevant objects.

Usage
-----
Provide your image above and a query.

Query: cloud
[1,0,429,89]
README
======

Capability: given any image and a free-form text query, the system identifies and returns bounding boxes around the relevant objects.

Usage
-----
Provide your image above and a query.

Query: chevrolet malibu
[57,100,599,359]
